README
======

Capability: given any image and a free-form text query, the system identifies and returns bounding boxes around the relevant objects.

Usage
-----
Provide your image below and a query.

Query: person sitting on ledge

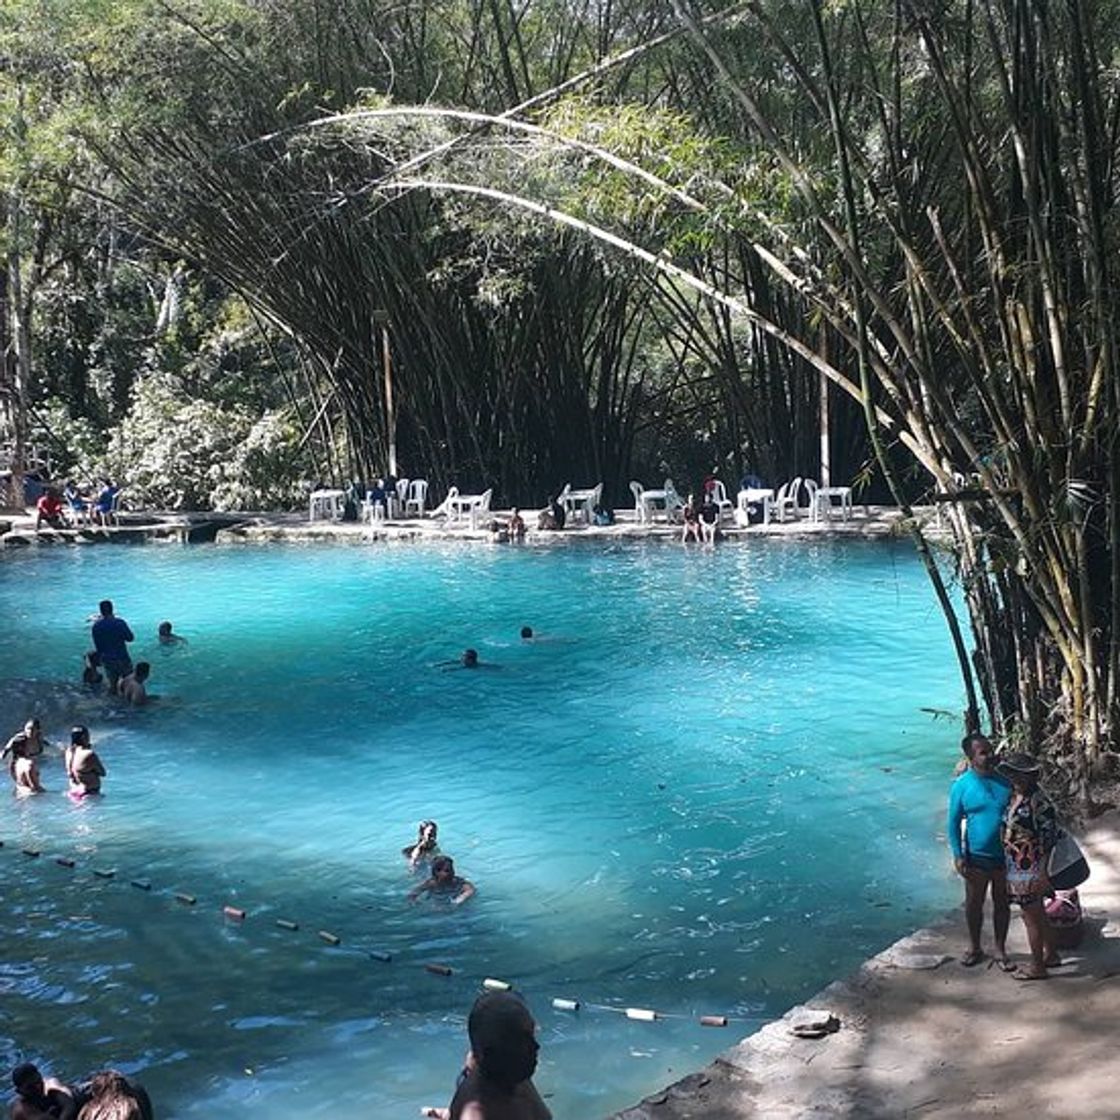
[507,509,526,540]
[35,488,66,531]
[536,496,566,531]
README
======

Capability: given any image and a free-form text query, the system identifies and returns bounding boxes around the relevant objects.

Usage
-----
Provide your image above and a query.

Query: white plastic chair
[469,488,493,529]
[709,479,734,522]
[663,479,685,523]
[585,482,603,524]
[433,485,458,519]
[773,477,802,523]
[629,480,645,522]
[404,479,428,517]
[802,478,819,522]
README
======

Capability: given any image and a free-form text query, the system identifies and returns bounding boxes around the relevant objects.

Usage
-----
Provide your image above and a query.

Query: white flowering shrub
[102,376,307,510]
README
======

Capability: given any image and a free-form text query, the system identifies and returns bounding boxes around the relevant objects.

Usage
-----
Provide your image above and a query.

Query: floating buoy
[625,1008,658,1022]
[275,919,299,931]
[318,930,341,946]
[93,868,115,879]
[22,848,40,858]
[130,879,152,891]
[483,978,512,992]
[223,905,246,921]
[55,857,76,868]
[424,963,453,976]
[700,1015,728,1027]
[551,998,580,1012]
[175,893,197,906]
[369,950,392,963]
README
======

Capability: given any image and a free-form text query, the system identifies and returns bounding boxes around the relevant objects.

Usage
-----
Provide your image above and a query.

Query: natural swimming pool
[1,538,964,1118]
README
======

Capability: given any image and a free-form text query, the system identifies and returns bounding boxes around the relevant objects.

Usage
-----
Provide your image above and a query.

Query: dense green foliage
[3,0,1119,773]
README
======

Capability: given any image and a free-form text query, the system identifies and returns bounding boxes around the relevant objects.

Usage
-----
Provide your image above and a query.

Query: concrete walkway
[0,503,934,547]
[609,811,1120,1119]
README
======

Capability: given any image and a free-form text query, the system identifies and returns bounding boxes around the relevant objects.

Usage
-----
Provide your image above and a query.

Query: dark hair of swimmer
[520,626,533,639]
[99,599,114,616]
[71,725,90,745]
[463,649,479,667]
[134,662,151,680]
[11,1063,41,1093]
[467,991,540,1090]
[431,855,455,876]
[158,621,172,636]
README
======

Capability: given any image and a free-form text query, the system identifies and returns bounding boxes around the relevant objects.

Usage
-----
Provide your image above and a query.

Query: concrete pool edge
[0,503,948,548]
[607,809,1120,1120]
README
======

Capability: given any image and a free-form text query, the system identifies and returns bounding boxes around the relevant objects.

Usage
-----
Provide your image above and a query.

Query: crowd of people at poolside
[948,733,1086,981]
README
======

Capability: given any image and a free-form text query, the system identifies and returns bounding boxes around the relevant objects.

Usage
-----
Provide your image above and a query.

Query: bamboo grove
[1,0,1118,777]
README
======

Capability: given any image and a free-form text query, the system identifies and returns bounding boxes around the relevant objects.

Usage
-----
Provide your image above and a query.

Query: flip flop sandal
[996,958,1017,972]
[1012,968,1048,981]
[960,949,985,967]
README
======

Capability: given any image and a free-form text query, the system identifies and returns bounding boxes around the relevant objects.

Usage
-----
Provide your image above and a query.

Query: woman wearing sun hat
[998,752,1062,980]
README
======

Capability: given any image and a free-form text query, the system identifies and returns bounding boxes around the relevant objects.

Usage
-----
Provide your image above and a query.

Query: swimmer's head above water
[462,649,479,668]
[520,626,533,639]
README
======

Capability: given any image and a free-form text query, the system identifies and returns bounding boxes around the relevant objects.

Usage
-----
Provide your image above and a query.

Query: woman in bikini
[65,726,106,797]
[999,752,1061,980]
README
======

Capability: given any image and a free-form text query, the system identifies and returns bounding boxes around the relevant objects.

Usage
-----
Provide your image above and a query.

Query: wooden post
[374,310,396,477]
[819,367,831,488]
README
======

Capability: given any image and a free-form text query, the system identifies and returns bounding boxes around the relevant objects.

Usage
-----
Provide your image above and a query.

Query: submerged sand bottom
[611,810,1120,1119]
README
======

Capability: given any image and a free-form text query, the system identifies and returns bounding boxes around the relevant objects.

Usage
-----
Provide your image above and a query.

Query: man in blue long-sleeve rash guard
[947,732,1013,968]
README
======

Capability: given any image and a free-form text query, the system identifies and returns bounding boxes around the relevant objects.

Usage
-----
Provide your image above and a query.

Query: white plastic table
[812,486,853,522]
[561,487,599,525]
[309,489,345,522]
[736,488,774,526]
[447,492,489,527]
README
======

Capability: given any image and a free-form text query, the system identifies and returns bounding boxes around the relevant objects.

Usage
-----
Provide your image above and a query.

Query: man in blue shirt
[947,732,1013,968]
[91,599,135,694]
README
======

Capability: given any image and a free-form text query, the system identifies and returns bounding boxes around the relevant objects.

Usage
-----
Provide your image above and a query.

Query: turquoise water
[0,539,964,1118]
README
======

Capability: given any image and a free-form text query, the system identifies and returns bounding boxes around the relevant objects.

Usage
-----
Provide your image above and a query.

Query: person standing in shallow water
[947,732,1013,968]
[66,726,106,797]
[91,600,134,693]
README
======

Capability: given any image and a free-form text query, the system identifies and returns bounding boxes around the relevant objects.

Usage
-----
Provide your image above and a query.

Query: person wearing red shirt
[35,487,65,530]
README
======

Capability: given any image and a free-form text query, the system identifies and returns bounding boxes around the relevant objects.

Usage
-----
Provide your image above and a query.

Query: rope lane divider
[2,838,743,1029]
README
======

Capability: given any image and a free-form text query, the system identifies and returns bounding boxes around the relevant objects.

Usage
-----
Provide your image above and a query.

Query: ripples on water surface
[1,538,963,1118]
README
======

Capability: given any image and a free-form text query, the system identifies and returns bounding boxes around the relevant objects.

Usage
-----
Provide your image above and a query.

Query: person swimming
[408,855,476,906]
[157,621,187,645]
[402,820,441,870]
[439,648,499,671]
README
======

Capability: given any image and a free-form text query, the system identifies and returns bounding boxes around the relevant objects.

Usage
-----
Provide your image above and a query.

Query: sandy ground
[609,810,1120,1120]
